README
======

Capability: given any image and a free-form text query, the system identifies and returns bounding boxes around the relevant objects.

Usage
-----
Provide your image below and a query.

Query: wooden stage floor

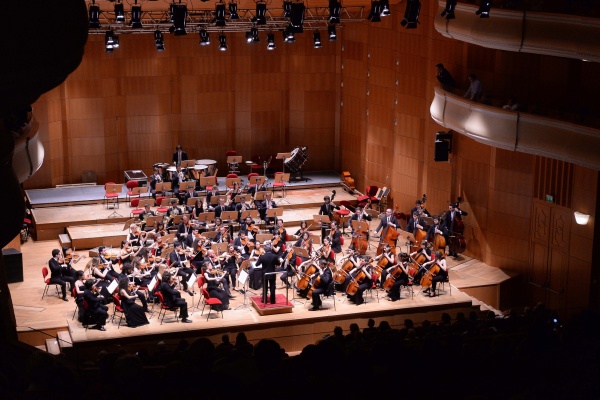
[11,238,513,354]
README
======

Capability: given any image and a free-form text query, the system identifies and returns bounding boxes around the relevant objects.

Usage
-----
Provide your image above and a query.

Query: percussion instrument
[284,147,308,173]
[196,159,217,176]
[194,164,208,172]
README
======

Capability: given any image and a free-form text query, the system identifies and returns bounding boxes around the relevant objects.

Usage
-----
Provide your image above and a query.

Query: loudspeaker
[2,248,23,283]
[434,140,449,162]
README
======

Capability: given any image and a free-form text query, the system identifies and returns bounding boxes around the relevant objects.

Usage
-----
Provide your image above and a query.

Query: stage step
[45,338,61,355]
[59,233,71,248]
[57,330,73,352]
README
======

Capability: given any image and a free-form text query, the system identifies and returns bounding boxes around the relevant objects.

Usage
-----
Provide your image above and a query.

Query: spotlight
[89,4,100,28]
[476,0,491,18]
[253,2,267,25]
[380,0,391,16]
[154,30,165,51]
[130,5,142,28]
[401,0,421,29]
[290,2,305,32]
[328,0,341,24]
[283,1,292,18]
[313,31,322,48]
[219,34,228,51]
[105,30,119,53]
[114,2,125,23]
[199,29,211,46]
[229,2,240,19]
[283,25,295,43]
[215,3,226,26]
[441,0,456,19]
[171,4,187,35]
[267,33,276,50]
[369,1,381,22]
[328,25,337,40]
[252,27,260,42]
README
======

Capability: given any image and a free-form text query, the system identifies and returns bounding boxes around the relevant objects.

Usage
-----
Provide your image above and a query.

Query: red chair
[226,173,239,189]
[130,198,145,218]
[337,200,352,235]
[41,266,60,299]
[247,172,259,189]
[104,182,121,209]
[125,180,139,203]
[111,293,125,328]
[71,287,79,320]
[156,197,171,214]
[154,291,180,325]
[200,288,223,321]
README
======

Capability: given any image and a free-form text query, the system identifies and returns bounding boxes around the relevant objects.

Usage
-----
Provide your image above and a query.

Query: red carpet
[251,294,293,309]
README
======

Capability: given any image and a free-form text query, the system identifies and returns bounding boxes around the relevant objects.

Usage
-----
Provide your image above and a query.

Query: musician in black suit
[310,259,333,311]
[318,195,339,239]
[48,249,75,301]
[443,202,468,257]
[207,186,220,206]
[159,272,192,322]
[83,279,108,330]
[254,244,282,304]
[425,215,448,241]
[406,211,425,234]
[329,221,342,254]
[172,144,188,166]
[139,203,155,230]
[214,198,228,219]
[374,209,399,244]
[149,168,163,198]
[177,214,193,243]
[410,199,431,218]
[259,193,278,224]
[169,242,194,296]
[349,206,372,234]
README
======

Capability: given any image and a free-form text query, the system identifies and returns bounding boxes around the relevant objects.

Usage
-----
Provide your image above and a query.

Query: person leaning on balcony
[464,73,483,102]
[436,63,456,91]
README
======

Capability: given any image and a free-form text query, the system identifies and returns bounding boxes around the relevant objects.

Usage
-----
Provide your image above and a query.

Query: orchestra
[38,149,469,330]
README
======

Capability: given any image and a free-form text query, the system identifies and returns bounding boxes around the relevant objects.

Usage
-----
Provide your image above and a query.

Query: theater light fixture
[218,33,228,51]
[476,0,491,18]
[215,2,226,26]
[328,24,337,40]
[283,1,292,18]
[328,0,341,24]
[171,4,187,35]
[313,31,322,48]
[283,25,295,43]
[130,4,142,28]
[401,0,421,29]
[267,33,276,50]
[105,30,119,53]
[246,26,260,43]
[89,3,100,28]
[199,29,211,45]
[229,2,240,19]
[380,0,391,16]
[441,0,457,19]
[574,212,590,225]
[254,2,267,25]
[114,1,125,23]
[290,2,305,32]
[154,30,165,51]
[369,0,381,22]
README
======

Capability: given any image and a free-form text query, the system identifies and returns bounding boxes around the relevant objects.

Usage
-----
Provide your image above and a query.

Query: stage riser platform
[64,302,478,364]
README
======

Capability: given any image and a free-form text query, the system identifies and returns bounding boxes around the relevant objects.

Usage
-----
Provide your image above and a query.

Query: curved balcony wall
[430,86,600,170]
[434,0,600,63]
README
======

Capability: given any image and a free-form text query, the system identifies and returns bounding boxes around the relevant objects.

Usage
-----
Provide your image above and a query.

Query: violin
[272,236,281,246]
[248,223,259,233]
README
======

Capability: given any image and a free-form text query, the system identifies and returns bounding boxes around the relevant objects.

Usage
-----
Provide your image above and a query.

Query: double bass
[449,197,467,255]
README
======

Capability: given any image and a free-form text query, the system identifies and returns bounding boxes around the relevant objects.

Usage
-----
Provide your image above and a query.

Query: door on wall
[529,199,571,311]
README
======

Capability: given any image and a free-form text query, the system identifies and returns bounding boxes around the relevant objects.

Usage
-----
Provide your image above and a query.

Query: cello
[333,256,356,284]
[297,263,318,291]
[420,262,441,290]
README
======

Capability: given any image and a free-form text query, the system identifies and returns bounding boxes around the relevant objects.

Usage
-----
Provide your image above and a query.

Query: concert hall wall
[26,32,340,188]
[338,1,598,315]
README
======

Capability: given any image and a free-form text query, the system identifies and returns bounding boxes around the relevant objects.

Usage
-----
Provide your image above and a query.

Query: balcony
[434,0,600,63]
[430,86,600,170]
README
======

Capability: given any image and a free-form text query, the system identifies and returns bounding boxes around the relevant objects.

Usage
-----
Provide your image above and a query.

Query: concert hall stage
[10,239,519,363]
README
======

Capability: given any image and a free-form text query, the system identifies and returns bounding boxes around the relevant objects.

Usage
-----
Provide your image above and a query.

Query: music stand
[211,242,228,254]
[131,186,149,198]
[266,208,283,219]
[210,195,226,206]
[225,177,242,188]
[180,181,195,191]
[201,231,218,240]
[398,230,416,254]
[155,182,172,196]
[227,155,243,174]
[273,173,290,204]
[276,152,292,174]
[197,212,216,224]
[144,215,162,229]
[234,194,248,204]
[171,215,184,226]
[221,211,238,223]
[186,196,204,207]
[254,191,269,202]
[200,176,217,190]
[293,246,310,259]
[123,218,136,231]
[106,183,123,217]
[251,175,266,186]
[235,260,256,310]
[240,210,260,220]
[256,233,272,243]
[313,214,330,239]
[138,198,155,208]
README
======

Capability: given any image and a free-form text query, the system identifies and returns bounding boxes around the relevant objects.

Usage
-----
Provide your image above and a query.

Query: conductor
[172,145,188,167]
[254,243,281,304]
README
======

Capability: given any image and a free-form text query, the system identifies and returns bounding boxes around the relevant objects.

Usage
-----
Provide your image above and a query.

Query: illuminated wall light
[380,0,391,16]
[154,30,165,52]
[105,30,119,53]
[313,31,322,48]
[199,29,211,46]
[219,34,228,51]
[267,33,276,50]
[328,25,337,40]
[574,212,590,225]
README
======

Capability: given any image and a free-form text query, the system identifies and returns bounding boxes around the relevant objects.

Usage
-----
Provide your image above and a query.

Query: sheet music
[239,269,249,284]
[107,279,119,294]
